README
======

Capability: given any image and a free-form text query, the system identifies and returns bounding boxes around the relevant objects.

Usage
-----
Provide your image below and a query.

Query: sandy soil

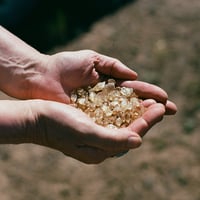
[0,0,200,199]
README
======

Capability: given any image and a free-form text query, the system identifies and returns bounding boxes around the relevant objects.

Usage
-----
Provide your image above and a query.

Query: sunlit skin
[0,25,177,164]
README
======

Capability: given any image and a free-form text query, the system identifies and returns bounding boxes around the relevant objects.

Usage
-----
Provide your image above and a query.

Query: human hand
[19,49,176,114]
[27,99,167,164]
[0,27,177,163]
[26,50,137,103]
[27,78,176,163]
[0,92,175,164]
[119,80,177,115]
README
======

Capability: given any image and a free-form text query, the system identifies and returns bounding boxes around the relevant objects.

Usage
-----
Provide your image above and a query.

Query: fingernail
[128,136,142,148]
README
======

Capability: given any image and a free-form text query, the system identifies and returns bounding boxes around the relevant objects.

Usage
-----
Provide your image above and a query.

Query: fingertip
[130,70,138,79]
[165,100,178,115]
[148,87,168,104]
[142,99,157,107]
[114,65,138,80]
[96,54,138,80]
[143,103,166,123]
[128,103,166,137]
[120,81,168,103]
[127,136,142,149]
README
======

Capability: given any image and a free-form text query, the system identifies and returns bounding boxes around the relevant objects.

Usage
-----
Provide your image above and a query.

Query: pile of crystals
[70,79,145,129]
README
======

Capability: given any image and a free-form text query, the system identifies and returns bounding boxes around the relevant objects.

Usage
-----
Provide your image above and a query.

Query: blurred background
[0,0,200,199]
[0,0,134,52]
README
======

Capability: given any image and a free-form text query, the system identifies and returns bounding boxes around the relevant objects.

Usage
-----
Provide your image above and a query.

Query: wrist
[0,52,48,99]
[0,26,50,99]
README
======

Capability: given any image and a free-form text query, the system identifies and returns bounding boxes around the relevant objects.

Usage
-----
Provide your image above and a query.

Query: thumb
[83,126,142,152]
[128,103,165,137]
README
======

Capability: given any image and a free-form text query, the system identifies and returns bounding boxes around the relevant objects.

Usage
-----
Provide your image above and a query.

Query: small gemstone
[91,81,105,92]
[70,79,144,128]
[120,87,133,97]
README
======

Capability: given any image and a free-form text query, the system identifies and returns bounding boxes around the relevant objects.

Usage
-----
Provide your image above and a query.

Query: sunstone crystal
[70,79,145,128]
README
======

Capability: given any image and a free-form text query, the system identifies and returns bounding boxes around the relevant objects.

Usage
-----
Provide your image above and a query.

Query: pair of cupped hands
[5,50,177,164]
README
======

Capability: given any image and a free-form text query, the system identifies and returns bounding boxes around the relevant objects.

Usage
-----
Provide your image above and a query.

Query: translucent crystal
[77,88,87,96]
[70,79,145,128]
[89,91,96,102]
[105,82,115,92]
[115,117,123,127]
[120,98,128,109]
[130,97,140,107]
[113,105,121,112]
[102,104,112,117]
[126,102,133,110]
[120,87,133,97]
[106,124,118,129]
[70,93,77,103]
[94,108,103,119]
[107,79,116,84]
[77,97,86,105]
[91,81,105,92]
[110,101,119,108]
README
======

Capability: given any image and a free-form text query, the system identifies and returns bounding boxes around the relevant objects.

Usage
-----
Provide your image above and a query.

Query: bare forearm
[0,25,40,61]
[0,26,46,99]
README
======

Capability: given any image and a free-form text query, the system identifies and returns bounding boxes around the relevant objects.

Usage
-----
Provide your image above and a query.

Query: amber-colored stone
[70,79,144,128]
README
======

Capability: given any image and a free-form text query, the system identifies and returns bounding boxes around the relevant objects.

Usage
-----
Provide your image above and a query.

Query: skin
[0,25,177,164]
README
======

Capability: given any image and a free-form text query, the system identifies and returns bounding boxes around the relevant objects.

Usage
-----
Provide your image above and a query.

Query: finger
[119,80,168,104]
[128,103,165,137]
[142,99,177,115]
[142,99,157,107]
[94,54,138,80]
[83,126,142,152]
[165,100,177,115]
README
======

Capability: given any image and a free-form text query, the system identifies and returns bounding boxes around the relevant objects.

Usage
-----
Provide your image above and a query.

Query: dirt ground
[0,0,200,199]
